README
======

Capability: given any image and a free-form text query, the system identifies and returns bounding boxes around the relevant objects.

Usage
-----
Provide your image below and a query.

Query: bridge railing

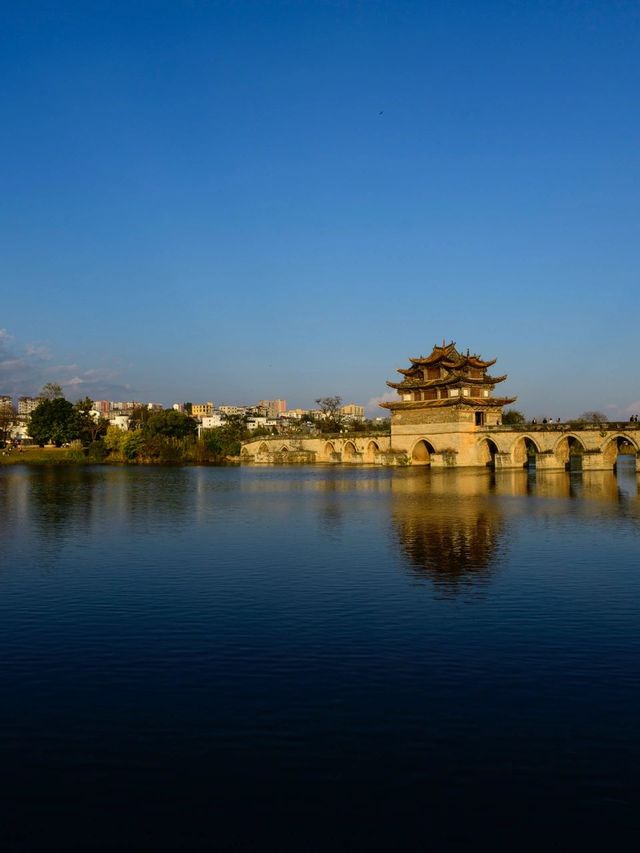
[244,429,391,442]
[488,421,638,432]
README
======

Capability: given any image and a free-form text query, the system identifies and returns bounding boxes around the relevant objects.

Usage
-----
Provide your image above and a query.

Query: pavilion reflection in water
[391,466,639,593]
[391,471,505,592]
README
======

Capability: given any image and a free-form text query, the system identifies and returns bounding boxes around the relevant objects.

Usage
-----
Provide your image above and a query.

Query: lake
[1,464,639,850]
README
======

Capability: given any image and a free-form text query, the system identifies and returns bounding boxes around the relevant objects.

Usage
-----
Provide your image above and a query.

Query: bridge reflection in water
[391,463,639,595]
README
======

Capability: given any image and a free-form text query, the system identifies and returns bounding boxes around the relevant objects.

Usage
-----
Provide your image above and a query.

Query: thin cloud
[24,343,51,359]
[0,330,133,400]
[367,391,395,416]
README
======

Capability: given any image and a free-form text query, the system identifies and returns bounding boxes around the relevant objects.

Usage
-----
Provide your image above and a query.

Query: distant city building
[92,399,111,415]
[191,402,214,418]
[283,408,309,420]
[18,396,41,416]
[112,401,144,414]
[246,416,268,431]
[219,405,247,417]
[340,403,365,421]
[172,403,185,412]
[0,395,13,413]
[200,414,224,429]
[147,402,163,412]
[10,420,30,442]
[111,415,130,431]
[257,399,286,419]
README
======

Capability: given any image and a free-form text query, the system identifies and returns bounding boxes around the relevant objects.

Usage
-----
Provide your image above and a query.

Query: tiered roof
[381,341,516,409]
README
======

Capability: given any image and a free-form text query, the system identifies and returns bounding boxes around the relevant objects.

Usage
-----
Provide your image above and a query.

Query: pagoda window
[470,369,483,379]
[427,367,440,380]
[425,388,438,400]
[403,393,411,401]
[483,390,489,397]
[414,391,422,401]
[449,388,459,397]
[462,388,470,396]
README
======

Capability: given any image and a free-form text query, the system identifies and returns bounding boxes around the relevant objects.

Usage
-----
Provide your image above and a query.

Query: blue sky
[1,0,639,418]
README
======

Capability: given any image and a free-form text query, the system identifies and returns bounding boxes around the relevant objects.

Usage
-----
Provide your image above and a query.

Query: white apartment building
[200,414,224,429]
[18,396,41,416]
[246,416,268,430]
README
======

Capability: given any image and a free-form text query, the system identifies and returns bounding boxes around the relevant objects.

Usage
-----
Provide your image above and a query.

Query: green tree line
[25,388,259,463]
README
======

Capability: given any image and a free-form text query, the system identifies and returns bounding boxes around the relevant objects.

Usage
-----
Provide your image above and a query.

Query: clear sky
[1,0,639,418]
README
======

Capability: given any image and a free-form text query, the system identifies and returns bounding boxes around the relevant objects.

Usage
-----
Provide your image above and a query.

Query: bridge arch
[411,439,436,466]
[511,435,540,468]
[477,437,499,468]
[601,433,639,468]
[365,440,380,463]
[554,434,586,470]
[342,440,358,462]
[258,442,269,454]
[322,441,336,461]
[279,445,289,454]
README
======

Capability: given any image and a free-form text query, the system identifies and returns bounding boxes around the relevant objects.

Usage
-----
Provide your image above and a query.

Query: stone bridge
[241,435,393,465]
[241,422,640,471]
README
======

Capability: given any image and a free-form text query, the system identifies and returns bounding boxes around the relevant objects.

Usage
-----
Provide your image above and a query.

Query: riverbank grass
[0,446,85,465]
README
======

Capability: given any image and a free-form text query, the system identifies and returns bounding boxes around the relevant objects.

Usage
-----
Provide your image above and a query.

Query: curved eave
[380,396,517,410]
[466,357,497,368]
[386,373,507,391]
[407,354,497,370]
[409,345,459,366]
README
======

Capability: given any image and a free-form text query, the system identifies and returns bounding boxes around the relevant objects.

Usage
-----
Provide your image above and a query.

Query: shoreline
[0,447,240,467]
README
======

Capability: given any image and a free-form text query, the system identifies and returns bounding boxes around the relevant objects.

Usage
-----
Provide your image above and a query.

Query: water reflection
[391,471,504,593]
[1,465,638,582]
[1,464,639,851]
[391,466,640,594]
[0,466,198,570]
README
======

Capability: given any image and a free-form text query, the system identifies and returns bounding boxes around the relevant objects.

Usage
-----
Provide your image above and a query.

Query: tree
[315,396,344,433]
[121,431,146,460]
[74,397,108,445]
[28,397,78,446]
[144,409,197,439]
[578,411,607,424]
[40,382,63,400]
[502,409,526,425]
[128,406,152,430]
[0,403,16,446]
[104,425,125,454]
[201,416,249,457]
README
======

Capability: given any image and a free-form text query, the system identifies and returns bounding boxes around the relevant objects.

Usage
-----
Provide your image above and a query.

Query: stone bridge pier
[488,426,639,472]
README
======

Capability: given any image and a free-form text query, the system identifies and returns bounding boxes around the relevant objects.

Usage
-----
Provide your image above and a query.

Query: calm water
[1,464,639,850]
